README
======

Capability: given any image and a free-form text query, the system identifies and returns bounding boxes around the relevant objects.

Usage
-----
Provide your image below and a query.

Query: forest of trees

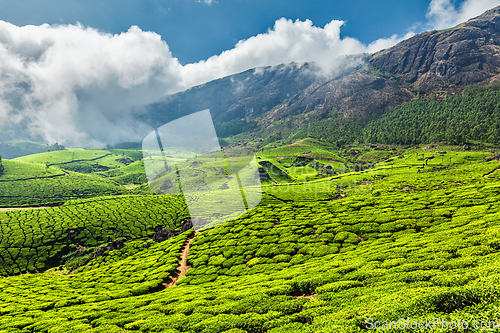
[300,85,500,146]
[0,155,3,175]
[215,119,257,137]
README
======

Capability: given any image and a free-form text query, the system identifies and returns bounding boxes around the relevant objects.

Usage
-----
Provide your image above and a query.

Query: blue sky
[0,0,461,64]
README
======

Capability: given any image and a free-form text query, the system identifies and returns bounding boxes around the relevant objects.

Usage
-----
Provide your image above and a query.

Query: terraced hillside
[0,149,150,208]
[0,159,130,207]
[1,145,500,332]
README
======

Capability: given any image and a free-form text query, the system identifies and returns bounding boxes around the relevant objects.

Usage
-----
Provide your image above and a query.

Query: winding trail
[46,153,112,167]
[294,294,317,299]
[0,173,68,182]
[483,160,500,178]
[162,232,196,288]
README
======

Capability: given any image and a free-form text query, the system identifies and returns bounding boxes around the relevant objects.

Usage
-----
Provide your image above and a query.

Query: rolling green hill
[0,159,65,180]
[0,148,151,208]
[0,195,189,275]
[14,149,110,165]
[98,160,148,186]
[3,8,500,331]
[14,148,142,169]
[1,146,500,332]
[0,160,133,208]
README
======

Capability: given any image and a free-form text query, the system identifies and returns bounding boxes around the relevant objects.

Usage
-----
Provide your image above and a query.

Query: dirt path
[162,232,196,288]
[483,160,500,178]
[0,172,68,182]
[294,294,317,299]
[46,153,112,167]
[0,206,54,212]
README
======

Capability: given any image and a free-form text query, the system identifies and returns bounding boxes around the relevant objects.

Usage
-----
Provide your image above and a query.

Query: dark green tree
[47,143,66,152]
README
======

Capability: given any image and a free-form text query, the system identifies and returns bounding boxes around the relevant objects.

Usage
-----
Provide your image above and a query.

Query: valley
[3,5,500,332]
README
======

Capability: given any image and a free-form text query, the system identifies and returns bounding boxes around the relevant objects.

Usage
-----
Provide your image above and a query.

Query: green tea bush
[0,195,189,275]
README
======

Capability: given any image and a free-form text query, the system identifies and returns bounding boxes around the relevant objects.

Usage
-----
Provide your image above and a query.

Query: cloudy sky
[0,0,499,147]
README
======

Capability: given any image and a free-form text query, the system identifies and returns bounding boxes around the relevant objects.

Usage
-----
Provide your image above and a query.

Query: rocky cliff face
[370,6,500,92]
[265,66,415,123]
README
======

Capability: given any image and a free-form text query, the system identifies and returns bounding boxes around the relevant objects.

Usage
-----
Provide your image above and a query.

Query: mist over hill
[4,6,500,158]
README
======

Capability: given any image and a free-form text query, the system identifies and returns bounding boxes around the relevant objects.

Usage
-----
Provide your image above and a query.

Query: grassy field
[14,148,143,170]
[258,138,345,162]
[14,149,110,165]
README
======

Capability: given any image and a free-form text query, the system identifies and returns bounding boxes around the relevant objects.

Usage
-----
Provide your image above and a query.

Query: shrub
[316,280,363,294]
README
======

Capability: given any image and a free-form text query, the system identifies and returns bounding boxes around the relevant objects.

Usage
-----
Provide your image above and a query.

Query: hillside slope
[266,5,500,124]
[1,147,500,332]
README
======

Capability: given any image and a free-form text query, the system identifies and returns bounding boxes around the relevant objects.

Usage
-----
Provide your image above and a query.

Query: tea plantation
[0,149,149,207]
[0,195,190,275]
[0,144,500,332]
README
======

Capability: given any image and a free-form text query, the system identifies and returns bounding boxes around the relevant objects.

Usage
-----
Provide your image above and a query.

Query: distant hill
[0,140,48,159]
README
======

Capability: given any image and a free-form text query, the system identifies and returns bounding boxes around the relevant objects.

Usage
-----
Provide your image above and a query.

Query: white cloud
[0,18,413,147]
[181,18,414,89]
[196,0,217,5]
[181,19,369,87]
[0,22,184,146]
[427,0,500,29]
[365,31,416,54]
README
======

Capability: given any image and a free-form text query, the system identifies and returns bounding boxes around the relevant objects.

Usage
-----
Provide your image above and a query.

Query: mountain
[143,62,320,128]
[275,5,500,121]
[145,6,500,143]
[0,140,49,159]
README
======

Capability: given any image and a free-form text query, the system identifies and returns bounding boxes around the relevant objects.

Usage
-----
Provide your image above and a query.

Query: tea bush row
[0,195,189,275]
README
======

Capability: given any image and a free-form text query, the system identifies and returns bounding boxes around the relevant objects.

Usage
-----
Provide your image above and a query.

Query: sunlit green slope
[0,148,149,207]
[0,159,133,207]
[0,147,500,332]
